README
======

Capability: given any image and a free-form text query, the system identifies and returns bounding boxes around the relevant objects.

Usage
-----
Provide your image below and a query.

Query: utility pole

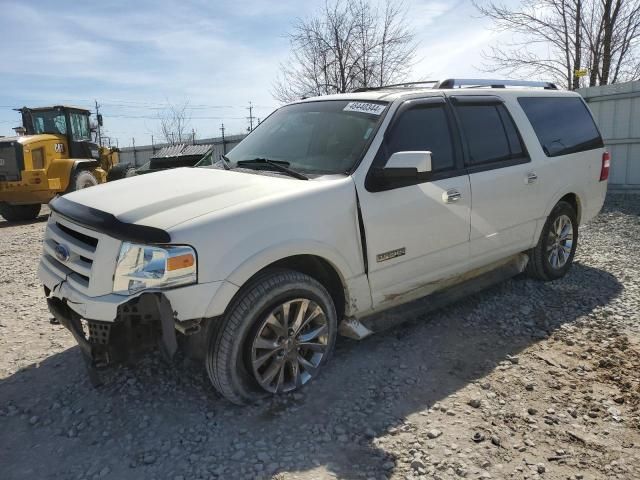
[246,101,255,132]
[220,123,226,154]
[191,128,196,145]
[94,99,102,146]
[132,137,137,164]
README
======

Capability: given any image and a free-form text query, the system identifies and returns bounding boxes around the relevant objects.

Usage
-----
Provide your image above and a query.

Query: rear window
[455,103,526,166]
[518,97,603,157]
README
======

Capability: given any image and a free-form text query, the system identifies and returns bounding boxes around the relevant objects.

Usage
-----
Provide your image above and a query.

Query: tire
[67,169,98,193]
[0,203,41,222]
[206,269,337,405]
[107,163,136,181]
[526,201,578,281]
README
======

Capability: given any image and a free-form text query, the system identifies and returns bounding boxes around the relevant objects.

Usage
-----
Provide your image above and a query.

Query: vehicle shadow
[0,263,622,480]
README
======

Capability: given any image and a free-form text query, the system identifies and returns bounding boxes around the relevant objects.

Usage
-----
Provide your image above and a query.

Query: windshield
[223,100,388,175]
[31,110,67,135]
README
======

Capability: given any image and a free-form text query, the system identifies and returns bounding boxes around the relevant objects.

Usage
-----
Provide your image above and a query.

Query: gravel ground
[1,195,639,480]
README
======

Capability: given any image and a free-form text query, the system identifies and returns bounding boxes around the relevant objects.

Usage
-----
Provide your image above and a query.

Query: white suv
[39,79,609,404]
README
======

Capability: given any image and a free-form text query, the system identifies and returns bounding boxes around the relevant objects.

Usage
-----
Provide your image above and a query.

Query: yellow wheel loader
[0,105,134,222]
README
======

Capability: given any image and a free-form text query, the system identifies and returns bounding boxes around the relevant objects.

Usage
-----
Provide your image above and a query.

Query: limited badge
[343,102,386,116]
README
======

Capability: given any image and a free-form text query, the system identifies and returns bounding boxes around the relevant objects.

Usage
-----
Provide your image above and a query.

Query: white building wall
[579,81,640,190]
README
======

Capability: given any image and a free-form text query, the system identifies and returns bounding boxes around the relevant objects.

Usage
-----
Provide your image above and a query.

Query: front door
[356,97,471,309]
[67,111,98,159]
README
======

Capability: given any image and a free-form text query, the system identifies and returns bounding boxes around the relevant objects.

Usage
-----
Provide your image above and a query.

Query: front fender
[203,240,355,319]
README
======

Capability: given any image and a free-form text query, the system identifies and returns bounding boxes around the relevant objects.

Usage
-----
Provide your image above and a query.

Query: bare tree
[158,101,192,145]
[474,0,640,89]
[273,0,417,103]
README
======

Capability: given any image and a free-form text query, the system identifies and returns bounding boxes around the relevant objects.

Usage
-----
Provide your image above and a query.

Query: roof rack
[435,79,558,90]
[352,81,439,92]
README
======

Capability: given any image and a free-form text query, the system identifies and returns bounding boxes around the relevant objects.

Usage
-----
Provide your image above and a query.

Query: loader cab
[18,106,99,160]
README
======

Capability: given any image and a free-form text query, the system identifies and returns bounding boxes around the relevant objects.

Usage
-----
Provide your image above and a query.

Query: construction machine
[0,105,134,222]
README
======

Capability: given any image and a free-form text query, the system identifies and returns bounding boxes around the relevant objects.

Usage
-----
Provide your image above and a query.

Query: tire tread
[206,269,336,405]
[526,201,577,281]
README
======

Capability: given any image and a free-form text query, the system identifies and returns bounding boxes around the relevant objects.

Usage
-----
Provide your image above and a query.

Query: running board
[339,253,528,339]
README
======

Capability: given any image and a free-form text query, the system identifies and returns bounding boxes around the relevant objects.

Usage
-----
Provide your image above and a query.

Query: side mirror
[372,151,432,185]
[385,151,432,173]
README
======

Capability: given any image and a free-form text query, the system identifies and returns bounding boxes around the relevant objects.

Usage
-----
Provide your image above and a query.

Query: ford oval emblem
[54,244,70,262]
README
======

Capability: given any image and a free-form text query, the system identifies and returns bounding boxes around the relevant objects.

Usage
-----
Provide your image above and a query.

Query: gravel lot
[1,194,639,480]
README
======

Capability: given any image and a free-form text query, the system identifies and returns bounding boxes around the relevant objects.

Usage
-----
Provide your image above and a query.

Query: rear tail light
[600,152,610,181]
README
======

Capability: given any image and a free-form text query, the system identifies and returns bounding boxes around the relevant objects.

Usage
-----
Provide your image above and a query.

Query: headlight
[113,243,197,295]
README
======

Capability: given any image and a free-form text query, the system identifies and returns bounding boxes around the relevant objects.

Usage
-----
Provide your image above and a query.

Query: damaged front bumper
[46,291,182,368]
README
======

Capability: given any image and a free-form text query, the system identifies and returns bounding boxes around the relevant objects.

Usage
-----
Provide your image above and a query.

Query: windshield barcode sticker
[343,102,386,116]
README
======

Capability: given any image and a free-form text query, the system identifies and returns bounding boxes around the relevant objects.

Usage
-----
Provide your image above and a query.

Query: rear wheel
[206,270,337,404]
[526,201,578,281]
[106,163,136,181]
[0,203,41,222]
[68,169,98,193]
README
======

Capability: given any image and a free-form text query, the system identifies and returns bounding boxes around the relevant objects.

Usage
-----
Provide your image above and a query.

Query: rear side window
[455,104,526,166]
[385,105,455,172]
[518,97,603,157]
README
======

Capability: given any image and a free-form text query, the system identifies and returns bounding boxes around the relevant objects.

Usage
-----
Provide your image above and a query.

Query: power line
[102,114,248,120]
[0,102,277,110]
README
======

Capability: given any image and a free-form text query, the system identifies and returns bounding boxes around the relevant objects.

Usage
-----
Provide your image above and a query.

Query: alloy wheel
[250,298,329,393]
[546,214,573,269]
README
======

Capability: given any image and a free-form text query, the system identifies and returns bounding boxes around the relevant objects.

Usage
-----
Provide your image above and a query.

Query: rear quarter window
[518,97,603,157]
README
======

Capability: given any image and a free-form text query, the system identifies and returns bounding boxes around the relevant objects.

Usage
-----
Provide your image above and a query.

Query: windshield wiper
[236,158,308,180]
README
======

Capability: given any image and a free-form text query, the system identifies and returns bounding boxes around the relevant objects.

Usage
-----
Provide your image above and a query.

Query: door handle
[526,172,538,184]
[443,189,462,203]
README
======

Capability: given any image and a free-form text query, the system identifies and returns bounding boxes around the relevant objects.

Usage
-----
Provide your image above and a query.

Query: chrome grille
[41,212,123,298]
[41,217,99,294]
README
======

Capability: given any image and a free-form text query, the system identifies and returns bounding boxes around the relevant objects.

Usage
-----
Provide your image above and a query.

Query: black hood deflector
[49,196,171,244]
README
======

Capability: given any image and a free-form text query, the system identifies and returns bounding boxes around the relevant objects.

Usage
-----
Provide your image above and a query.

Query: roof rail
[352,81,439,93]
[435,79,558,90]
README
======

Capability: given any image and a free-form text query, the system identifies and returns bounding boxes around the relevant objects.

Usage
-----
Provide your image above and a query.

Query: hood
[63,167,324,230]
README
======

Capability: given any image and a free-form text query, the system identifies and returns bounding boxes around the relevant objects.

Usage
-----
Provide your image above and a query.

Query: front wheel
[526,200,578,281]
[67,169,98,193]
[206,270,337,404]
[107,163,136,181]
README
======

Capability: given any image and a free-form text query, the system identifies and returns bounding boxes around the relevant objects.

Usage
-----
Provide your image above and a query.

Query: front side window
[70,113,91,141]
[32,111,67,135]
[518,97,603,157]
[221,100,388,175]
[384,104,455,172]
[455,103,525,166]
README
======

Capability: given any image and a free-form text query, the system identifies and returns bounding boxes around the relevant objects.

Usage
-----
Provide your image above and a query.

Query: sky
[0,0,517,147]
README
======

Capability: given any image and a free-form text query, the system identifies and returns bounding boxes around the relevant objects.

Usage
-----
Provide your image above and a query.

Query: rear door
[356,97,471,308]
[448,95,540,266]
